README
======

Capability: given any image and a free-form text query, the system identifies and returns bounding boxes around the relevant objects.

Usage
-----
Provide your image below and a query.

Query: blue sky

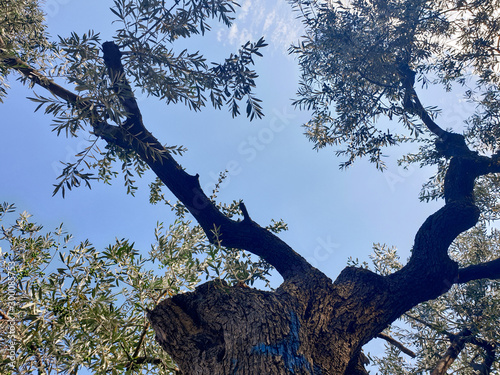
[0,0,471,368]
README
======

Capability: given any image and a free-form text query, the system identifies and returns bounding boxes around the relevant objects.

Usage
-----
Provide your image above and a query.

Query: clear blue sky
[0,0,467,368]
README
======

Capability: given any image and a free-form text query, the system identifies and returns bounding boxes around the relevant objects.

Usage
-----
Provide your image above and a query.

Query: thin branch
[124,319,153,371]
[356,67,396,89]
[376,332,417,358]
[29,343,46,375]
[119,0,181,48]
[405,313,449,335]
[0,309,11,320]
[469,340,496,375]
[130,320,150,364]
[398,63,447,139]
[410,92,447,138]
[132,356,163,365]
[0,48,83,105]
[470,337,498,351]
[405,314,498,374]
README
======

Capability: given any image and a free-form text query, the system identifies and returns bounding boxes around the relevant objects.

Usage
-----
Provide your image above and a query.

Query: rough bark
[4,42,500,374]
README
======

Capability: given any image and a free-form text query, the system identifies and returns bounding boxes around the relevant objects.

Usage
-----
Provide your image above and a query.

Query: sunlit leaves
[0,202,16,218]
[0,195,281,373]
[150,174,278,290]
[289,0,500,168]
[151,214,275,289]
[370,243,402,276]
[0,0,57,101]
[0,208,177,374]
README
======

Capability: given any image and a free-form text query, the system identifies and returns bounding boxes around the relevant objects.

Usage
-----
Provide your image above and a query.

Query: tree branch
[132,356,163,365]
[386,198,480,313]
[382,130,498,319]
[376,332,416,358]
[126,320,150,371]
[381,100,500,315]
[0,309,11,320]
[458,258,500,284]
[398,63,447,139]
[410,91,448,139]
[0,45,94,110]
[469,338,497,375]
[405,313,446,333]
[406,314,498,373]
[28,343,46,375]
[2,41,319,281]
[98,41,323,281]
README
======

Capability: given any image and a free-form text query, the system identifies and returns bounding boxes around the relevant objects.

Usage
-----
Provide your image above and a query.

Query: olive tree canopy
[1,0,500,373]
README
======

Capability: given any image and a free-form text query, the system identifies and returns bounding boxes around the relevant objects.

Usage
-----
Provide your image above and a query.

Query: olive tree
[2,0,500,373]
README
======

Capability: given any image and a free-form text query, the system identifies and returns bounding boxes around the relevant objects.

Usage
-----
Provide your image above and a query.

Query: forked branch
[381,73,500,320]
[430,329,471,375]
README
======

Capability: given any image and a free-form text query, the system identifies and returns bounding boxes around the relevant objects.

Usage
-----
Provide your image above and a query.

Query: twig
[376,332,417,358]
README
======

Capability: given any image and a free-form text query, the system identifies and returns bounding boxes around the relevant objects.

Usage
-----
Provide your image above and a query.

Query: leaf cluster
[289,0,500,168]
[110,0,266,118]
[0,208,179,374]
[0,0,57,101]
[149,173,279,289]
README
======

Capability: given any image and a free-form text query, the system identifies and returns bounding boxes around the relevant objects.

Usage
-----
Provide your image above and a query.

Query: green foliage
[109,0,266,117]
[149,173,278,289]
[0,0,56,101]
[0,195,280,374]
[150,213,273,290]
[370,243,402,276]
[289,0,500,168]
[2,0,267,197]
[371,225,500,373]
[0,208,177,374]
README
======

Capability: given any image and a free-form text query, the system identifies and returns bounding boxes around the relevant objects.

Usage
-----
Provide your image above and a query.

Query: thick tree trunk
[148,274,376,374]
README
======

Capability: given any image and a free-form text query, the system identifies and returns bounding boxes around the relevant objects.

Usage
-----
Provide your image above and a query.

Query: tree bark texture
[148,272,378,374]
[4,41,500,374]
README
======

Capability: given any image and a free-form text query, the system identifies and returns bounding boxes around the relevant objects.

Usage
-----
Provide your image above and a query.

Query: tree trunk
[148,273,377,374]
